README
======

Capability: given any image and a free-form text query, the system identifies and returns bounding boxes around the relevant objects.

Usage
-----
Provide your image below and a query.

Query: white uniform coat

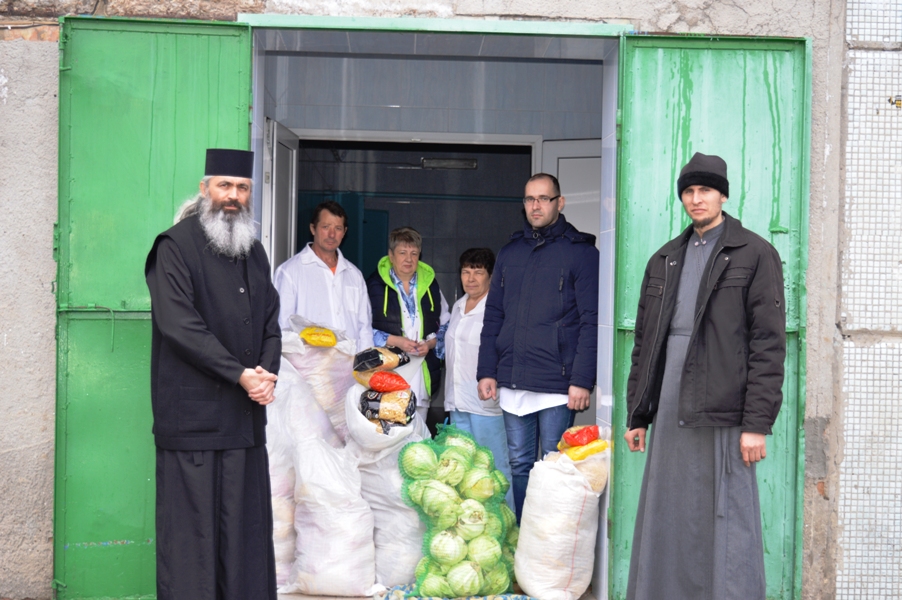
[444,294,501,416]
[274,244,374,352]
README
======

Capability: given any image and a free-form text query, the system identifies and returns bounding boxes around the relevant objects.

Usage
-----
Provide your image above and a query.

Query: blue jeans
[450,410,515,510]
[502,404,575,522]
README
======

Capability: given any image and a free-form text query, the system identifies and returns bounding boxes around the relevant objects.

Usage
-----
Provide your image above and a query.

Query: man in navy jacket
[477,173,599,520]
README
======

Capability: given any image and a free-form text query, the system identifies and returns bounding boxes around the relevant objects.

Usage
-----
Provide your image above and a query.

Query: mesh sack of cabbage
[398,425,519,597]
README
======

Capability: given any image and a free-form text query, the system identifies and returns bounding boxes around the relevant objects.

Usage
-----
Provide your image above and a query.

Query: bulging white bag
[284,321,356,443]
[345,380,429,587]
[280,438,381,597]
[515,452,607,600]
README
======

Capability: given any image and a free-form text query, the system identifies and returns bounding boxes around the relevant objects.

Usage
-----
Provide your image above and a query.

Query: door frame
[242,16,808,600]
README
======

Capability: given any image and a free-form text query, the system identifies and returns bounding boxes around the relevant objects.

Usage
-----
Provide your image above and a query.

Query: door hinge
[615,108,622,142]
[52,221,60,262]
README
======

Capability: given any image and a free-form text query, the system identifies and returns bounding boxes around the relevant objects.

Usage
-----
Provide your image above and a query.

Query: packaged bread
[352,369,409,392]
[358,389,417,424]
[299,326,338,347]
[353,346,410,372]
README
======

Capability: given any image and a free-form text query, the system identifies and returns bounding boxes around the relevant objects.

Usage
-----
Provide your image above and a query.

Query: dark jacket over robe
[626,211,786,434]
[145,214,281,451]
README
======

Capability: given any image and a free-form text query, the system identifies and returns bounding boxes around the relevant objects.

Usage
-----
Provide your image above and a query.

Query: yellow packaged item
[563,438,608,461]
[557,439,571,452]
[299,326,337,347]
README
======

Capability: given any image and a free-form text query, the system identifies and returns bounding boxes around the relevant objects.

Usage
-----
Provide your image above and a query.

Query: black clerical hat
[204,149,254,179]
[676,152,729,199]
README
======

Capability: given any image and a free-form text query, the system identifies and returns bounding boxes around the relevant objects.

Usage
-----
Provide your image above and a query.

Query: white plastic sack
[265,369,298,587]
[345,381,430,587]
[274,356,342,448]
[283,324,356,443]
[280,438,381,597]
[515,452,606,600]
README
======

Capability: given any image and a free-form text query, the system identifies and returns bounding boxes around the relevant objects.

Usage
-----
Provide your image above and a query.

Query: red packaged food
[562,424,599,447]
[368,371,409,393]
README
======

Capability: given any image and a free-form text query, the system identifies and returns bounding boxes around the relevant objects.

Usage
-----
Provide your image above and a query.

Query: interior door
[542,139,604,429]
[262,118,299,271]
[542,139,613,600]
[56,17,251,599]
[611,35,810,600]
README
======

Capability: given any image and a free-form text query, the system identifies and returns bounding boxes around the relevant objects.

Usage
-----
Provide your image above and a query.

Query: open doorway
[293,140,531,298]
[251,26,617,597]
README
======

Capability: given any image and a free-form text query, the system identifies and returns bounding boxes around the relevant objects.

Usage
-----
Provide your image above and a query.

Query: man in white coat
[274,201,373,351]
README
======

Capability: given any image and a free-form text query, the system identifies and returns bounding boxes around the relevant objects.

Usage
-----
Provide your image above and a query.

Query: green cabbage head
[446,561,485,597]
[429,530,468,566]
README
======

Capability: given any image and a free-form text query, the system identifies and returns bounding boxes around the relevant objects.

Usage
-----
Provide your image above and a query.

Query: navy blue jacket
[477,214,599,394]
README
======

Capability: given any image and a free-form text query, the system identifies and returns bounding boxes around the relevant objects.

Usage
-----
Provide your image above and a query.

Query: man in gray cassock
[623,152,786,600]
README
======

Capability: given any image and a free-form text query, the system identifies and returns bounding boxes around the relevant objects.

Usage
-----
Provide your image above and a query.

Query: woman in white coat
[444,248,513,506]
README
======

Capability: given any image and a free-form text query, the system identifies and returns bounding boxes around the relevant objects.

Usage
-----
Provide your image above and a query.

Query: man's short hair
[311,200,348,228]
[459,247,496,276]
[526,173,561,197]
[388,226,422,252]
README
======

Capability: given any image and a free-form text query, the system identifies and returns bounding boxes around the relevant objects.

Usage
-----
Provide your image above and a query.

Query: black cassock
[155,446,276,600]
[146,216,281,600]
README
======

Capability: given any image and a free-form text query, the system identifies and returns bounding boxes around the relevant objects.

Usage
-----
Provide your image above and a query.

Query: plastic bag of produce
[283,320,356,443]
[399,425,517,596]
[515,450,608,600]
[274,356,342,448]
[280,438,381,597]
[345,380,429,587]
[265,373,297,587]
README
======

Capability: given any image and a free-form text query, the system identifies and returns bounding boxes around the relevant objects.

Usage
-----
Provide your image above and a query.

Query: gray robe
[627,222,766,600]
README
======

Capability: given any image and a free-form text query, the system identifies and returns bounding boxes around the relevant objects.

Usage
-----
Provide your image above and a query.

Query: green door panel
[55,315,156,599]
[58,17,251,312]
[611,36,809,600]
[56,17,251,598]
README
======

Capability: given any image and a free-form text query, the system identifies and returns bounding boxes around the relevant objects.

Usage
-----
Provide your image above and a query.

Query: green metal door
[56,17,251,598]
[611,36,810,599]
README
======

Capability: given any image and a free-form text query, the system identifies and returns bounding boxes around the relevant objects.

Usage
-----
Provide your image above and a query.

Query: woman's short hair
[389,227,423,252]
[459,247,495,275]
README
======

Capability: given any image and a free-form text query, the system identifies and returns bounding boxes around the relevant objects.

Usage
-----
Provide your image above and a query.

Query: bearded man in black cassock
[145,148,281,599]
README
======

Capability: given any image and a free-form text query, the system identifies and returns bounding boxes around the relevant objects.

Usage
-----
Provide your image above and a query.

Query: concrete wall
[0,1,847,599]
[0,37,59,600]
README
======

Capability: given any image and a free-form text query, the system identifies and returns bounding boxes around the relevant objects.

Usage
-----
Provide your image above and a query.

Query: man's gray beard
[194,193,257,258]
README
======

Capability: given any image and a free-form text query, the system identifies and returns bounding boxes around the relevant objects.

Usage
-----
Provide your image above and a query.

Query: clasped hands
[387,334,434,357]
[239,366,278,405]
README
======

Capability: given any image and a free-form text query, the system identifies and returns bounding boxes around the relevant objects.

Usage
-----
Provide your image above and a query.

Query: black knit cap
[676,152,729,199]
[204,148,254,179]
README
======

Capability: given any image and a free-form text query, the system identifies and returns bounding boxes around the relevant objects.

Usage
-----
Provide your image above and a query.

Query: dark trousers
[155,446,277,600]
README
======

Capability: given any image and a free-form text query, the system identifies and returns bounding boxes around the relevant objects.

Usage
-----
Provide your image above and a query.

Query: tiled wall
[264,54,603,139]
[838,2,902,597]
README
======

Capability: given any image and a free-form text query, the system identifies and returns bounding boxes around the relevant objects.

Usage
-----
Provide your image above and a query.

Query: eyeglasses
[523,195,560,205]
